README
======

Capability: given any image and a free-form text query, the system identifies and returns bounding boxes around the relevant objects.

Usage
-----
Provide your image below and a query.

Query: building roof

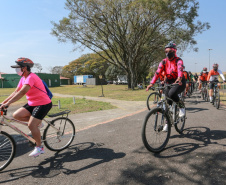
[60,76,70,80]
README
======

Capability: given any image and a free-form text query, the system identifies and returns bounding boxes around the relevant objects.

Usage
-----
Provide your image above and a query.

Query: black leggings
[164,79,186,105]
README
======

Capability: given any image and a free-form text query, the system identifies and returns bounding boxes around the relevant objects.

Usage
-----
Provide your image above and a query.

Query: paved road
[1,91,226,185]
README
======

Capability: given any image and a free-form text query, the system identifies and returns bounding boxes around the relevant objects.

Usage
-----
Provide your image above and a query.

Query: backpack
[34,80,53,99]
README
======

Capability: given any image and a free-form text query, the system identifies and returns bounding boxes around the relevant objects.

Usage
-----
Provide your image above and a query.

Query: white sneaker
[179,108,185,117]
[162,124,168,132]
[29,122,44,134]
[209,97,213,103]
[29,146,44,157]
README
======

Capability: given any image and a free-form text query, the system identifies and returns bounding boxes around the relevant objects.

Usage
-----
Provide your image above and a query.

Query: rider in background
[188,71,195,93]
[207,63,226,103]
[158,71,166,95]
[146,42,186,131]
[182,66,191,95]
[0,58,52,157]
[194,73,198,82]
[198,67,208,93]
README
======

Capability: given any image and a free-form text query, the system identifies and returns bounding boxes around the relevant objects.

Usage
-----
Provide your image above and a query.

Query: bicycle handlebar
[0,104,8,115]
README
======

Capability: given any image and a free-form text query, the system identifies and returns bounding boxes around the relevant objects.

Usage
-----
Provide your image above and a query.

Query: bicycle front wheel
[142,108,171,153]
[215,91,220,109]
[147,92,161,110]
[174,107,186,134]
[43,117,75,151]
[0,131,16,171]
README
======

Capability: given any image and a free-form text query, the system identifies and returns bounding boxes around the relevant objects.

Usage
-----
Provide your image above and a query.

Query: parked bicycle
[142,84,186,153]
[0,107,75,171]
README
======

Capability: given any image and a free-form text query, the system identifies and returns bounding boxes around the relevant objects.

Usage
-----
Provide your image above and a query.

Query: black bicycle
[146,83,162,110]
[142,84,186,153]
[210,82,223,109]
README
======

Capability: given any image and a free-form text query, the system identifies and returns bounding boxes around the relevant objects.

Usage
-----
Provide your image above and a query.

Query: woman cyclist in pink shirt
[0,58,52,157]
[146,42,186,130]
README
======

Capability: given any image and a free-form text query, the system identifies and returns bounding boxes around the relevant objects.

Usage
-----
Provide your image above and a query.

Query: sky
[0,0,226,74]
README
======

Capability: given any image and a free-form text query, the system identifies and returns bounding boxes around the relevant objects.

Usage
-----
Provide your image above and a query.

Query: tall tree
[52,0,210,89]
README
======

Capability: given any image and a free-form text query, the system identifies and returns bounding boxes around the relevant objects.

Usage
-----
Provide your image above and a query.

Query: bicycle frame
[0,110,60,145]
[155,85,182,126]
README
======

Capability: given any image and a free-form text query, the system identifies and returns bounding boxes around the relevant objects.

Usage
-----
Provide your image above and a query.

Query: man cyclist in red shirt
[146,42,186,131]
[198,67,208,93]
[0,58,52,157]
[207,63,226,103]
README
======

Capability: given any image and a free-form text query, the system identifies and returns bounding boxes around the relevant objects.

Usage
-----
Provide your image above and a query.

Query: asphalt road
[1,91,226,185]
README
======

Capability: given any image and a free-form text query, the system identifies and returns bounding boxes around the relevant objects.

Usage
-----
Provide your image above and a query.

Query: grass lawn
[52,84,148,101]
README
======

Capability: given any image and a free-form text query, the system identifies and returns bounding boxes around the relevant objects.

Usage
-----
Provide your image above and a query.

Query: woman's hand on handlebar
[0,103,9,110]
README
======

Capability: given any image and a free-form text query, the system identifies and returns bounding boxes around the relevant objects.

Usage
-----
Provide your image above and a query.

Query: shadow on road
[154,126,226,158]
[0,142,125,183]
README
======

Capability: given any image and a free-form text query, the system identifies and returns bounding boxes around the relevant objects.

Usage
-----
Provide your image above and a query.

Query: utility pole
[209,49,213,71]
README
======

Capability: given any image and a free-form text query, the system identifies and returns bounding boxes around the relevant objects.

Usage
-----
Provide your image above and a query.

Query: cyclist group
[146,42,226,131]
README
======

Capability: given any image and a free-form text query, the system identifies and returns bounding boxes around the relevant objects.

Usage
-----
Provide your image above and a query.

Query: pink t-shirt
[17,73,52,106]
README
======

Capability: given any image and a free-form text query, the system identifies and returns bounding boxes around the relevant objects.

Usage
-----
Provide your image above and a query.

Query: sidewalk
[53,93,147,131]
[3,94,147,135]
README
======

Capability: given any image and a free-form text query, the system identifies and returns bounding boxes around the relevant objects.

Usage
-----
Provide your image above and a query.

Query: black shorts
[23,102,52,120]
[209,80,219,89]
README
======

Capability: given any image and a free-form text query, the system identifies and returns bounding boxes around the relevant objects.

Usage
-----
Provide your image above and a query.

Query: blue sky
[0,0,226,74]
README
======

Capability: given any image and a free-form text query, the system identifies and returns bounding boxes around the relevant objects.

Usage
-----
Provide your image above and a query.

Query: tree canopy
[52,0,210,89]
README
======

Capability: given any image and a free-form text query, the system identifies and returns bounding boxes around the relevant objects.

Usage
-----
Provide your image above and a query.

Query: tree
[61,52,109,80]
[33,63,42,73]
[51,0,210,89]
[50,66,64,74]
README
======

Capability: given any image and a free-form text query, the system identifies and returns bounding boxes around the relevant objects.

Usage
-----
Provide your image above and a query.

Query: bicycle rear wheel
[174,107,186,134]
[43,117,75,151]
[147,92,161,110]
[142,108,171,153]
[215,91,220,109]
[0,131,16,171]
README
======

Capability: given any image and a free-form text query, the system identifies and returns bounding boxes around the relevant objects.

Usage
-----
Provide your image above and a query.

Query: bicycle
[0,108,75,171]
[142,84,186,153]
[146,83,162,110]
[201,81,209,102]
[210,81,223,109]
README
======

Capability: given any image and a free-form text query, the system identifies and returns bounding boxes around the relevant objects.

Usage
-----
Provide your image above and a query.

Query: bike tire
[174,107,186,134]
[43,117,75,151]
[147,92,161,111]
[215,91,220,109]
[142,108,171,153]
[0,131,16,171]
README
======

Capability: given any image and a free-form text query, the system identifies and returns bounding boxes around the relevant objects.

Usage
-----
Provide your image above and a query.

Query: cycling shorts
[209,80,219,89]
[23,102,52,120]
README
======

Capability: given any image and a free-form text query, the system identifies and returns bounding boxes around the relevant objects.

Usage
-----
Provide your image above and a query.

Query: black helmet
[11,57,34,68]
[165,42,177,50]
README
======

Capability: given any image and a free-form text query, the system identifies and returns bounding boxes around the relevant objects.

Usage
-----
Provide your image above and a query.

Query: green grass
[49,96,116,115]
[51,84,148,101]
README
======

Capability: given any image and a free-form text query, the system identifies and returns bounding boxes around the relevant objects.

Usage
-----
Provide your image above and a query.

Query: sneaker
[162,124,168,132]
[179,108,185,117]
[29,122,44,134]
[209,96,213,103]
[29,146,44,157]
